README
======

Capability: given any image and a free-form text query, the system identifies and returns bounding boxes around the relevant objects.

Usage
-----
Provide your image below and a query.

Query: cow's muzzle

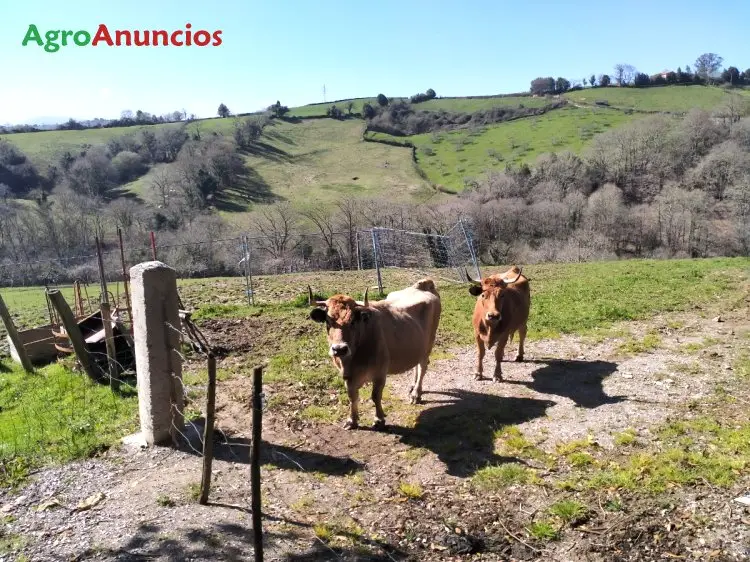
[485,312,501,323]
[329,343,350,358]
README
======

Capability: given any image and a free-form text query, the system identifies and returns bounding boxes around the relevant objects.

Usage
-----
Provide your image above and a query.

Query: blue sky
[1,0,748,124]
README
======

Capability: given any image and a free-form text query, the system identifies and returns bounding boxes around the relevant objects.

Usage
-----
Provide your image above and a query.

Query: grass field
[0,117,237,170]
[414,95,550,112]
[223,118,435,210]
[564,84,750,113]
[287,98,378,118]
[1,257,749,472]
[369,105,642,191]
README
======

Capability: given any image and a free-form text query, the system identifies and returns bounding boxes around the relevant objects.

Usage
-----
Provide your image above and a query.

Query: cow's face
[469,277,507,325]
[309,294,372,361]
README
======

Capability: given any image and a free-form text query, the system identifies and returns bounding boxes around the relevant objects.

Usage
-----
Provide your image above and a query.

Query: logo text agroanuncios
[22,23,223,53]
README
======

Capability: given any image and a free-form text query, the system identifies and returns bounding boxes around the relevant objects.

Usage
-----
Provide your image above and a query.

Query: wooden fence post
[0,293,34,373]
[47,289,98,382]
[100,302,120,392]
[250,365,264,561]
[199,354,217,505]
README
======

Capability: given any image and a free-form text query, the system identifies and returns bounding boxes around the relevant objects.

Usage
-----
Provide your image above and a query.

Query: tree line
[530,53,749,95]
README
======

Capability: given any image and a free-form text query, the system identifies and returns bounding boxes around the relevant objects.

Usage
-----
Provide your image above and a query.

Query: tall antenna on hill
[323,84,326,103]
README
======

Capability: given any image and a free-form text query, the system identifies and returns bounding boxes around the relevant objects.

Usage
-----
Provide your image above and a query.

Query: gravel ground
[2,308,750,561]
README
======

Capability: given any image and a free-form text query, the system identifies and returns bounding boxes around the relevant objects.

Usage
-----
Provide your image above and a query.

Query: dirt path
[2,309,749,561]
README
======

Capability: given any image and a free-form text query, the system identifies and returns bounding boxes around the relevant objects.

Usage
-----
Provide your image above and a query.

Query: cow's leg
[344,380,360,430]
[410,358,428,405]
[515,323,527,362]
[408,366,417,397]
[493,333,510,382]
[371,376,387,430]
[473,335,485,380]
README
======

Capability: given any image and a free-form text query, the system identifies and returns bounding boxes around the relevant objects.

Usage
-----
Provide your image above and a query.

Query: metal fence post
[242,235,255,306]
[459,218,481,280]
[371,228,383,295]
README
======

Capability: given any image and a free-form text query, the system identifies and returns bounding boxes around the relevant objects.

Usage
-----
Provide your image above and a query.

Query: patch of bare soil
[2,309,750,561]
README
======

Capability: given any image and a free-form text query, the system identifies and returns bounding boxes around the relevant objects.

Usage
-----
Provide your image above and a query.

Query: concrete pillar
[129,261,184,446]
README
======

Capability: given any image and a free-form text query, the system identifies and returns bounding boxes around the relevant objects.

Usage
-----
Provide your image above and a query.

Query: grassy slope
[0,117,236,170]
[217,118,436,213]
[414,95,549,112]
[564,84,750,112]
[370,105,642,192]
[2,85,745,207]
[2,257,748,473]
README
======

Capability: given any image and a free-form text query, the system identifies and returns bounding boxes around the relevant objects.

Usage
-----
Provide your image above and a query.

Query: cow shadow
[177,419,364,477]
[387,389,556,478]
[504,358,624,409]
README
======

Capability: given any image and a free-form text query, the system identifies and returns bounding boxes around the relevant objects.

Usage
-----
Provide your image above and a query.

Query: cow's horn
[308,285,327,307]
[464,267,481,285]
[363,287,369,307]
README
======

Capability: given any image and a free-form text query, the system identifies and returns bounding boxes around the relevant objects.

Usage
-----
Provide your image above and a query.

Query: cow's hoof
[371,419,386,431]
[492,374,503,382]
[515,354,524,362]
[409,394,422,405]
[343,420,358,430]
[473,372,483,381]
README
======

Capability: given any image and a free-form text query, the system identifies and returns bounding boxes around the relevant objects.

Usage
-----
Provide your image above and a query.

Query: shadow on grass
[213,167,283,212]
[387,389,555,477]
[504,358,623,409]
[242,140,294,163]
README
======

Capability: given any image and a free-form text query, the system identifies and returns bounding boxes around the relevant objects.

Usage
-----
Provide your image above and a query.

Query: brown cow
[466,265,530,382]
[308,278,442,430]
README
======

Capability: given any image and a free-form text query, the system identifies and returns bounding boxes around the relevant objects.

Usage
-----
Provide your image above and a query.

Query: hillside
[1,85,745,206]
[2,83,750,286]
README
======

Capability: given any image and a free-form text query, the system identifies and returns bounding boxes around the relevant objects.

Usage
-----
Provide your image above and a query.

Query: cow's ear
[468,285,482,297]
[310,307,327,323]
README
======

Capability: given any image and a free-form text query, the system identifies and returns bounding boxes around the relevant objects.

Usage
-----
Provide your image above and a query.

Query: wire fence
[0,220,481,357]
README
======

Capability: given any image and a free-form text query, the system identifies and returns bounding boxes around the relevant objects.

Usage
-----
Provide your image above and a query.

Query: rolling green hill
[563,84,750,113]
[2,84,746,214]
[367,105,643,192]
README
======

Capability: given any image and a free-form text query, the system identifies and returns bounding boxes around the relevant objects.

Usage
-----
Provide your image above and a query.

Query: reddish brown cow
[466,265,530,382]
[308,279,442,430]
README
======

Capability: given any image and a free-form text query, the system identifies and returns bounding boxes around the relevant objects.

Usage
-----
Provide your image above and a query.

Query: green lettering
[62,30,73,46]
[21,24,43,47]
[44,29,60,52]
[73,30,91,46]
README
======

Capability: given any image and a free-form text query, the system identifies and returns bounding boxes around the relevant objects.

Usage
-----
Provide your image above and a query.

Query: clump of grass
[567,451,595,467]
[556,434,596,455]
[314,523,333,541]
[526,520,559,541]
[472,463,534,490]
[618,331,662,354]
[397,481,424,499]
[299,405,338,422]
[156,494,175,507]
[186,483,201,501]
[548,499,589,526]
[614,428,638,446]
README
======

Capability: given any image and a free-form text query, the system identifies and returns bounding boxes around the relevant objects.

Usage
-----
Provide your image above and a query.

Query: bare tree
[613,64,636,86]
[694,53,723,83]
[300,203,339,259]
[254,203,300,259]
